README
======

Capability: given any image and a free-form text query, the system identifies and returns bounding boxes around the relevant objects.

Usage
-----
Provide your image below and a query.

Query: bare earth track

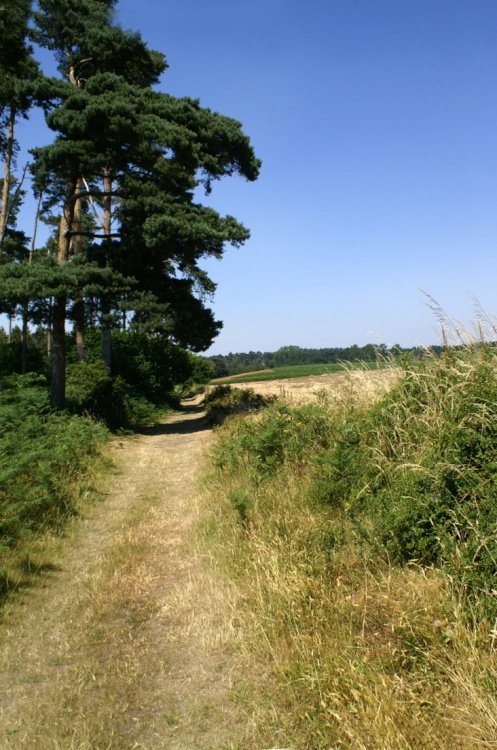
[0,396,248,750]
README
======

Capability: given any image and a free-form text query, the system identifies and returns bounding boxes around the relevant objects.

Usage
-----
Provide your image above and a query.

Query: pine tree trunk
[102,308,112,371]
[51,179,77,408]
[21,305,28,374]
[101,170,112,372]
[74,301,86,361]
[72,178,86,361]
[47,300,52,360]
[29,191,42,264]
[21,194,43,373]
[0,108,15,256]
[51,295,66,408]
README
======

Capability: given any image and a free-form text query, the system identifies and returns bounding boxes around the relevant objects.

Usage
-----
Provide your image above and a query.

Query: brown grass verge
[200,370,497,749]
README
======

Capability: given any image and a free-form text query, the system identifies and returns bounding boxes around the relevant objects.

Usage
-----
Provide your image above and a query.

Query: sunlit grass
[201,354,497,748]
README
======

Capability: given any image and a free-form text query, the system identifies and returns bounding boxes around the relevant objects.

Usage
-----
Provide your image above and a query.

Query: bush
[0,375,107,550]
[111,331,193,402]
[204,385,276,425]
[212,396,336,481]
[66,361,129,427]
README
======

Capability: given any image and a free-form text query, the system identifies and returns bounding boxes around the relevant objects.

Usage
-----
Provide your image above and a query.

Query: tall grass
[202,348,497,749]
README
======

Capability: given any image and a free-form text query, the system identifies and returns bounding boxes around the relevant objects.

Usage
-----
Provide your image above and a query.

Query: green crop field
[211,361,380,384]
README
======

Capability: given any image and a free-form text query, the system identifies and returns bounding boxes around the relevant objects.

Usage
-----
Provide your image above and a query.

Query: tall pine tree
[0,0,44,253]
[27,0,260,406]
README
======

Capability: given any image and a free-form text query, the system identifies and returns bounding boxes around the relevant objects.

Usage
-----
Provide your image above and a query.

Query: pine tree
[0,0,44,253]
[26,0,261,407]
[31,0,167,404]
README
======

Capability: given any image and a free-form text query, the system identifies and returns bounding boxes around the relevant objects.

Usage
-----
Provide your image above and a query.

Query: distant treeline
[206,343,443,378]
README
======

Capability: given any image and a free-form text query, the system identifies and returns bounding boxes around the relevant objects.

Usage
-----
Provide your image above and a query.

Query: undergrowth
[0,374,108,604]
[204,384,276,425]
[203,348,497,749]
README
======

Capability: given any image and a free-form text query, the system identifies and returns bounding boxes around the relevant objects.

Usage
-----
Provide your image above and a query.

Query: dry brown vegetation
[227,366,401,405]
[202,362,497,749]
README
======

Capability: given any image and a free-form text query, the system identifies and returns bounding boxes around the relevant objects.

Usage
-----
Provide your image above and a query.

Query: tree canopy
[0,0,260,406]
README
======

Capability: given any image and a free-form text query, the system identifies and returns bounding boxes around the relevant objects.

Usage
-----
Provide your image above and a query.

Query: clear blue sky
[15,0,497,353]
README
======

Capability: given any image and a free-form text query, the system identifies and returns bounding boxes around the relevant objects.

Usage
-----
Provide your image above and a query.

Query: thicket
[0,328,212,427]
[0,373,107,598]
[204,349,497,747]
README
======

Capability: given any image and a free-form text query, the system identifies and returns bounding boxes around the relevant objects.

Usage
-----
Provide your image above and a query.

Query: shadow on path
[137,401,210,437]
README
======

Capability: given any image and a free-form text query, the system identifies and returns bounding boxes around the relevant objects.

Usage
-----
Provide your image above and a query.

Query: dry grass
[201,367,497,750]
[227,366,400,406]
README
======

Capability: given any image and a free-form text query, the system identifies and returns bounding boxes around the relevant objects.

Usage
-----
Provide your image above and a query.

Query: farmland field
[215,364,400,405]
[211,360,384,384]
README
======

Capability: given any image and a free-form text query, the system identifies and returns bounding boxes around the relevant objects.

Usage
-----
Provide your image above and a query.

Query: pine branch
[65,231,121,239]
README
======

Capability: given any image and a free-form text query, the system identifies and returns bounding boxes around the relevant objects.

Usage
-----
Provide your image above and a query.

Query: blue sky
[15,0,497,353]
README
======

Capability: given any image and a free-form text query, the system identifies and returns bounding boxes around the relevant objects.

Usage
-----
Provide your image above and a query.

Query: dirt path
[0,397,247,750]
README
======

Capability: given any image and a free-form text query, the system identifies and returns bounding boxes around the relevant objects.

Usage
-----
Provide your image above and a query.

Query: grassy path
[0,397,247,750]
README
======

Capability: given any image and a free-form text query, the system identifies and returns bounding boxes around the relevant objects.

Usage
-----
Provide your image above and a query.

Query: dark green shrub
[111,331,192,402]
[0,334,47,376]
[212,397,333,478]
[205,385,276,426]
[66,361,129,427]
[0,377,107,549]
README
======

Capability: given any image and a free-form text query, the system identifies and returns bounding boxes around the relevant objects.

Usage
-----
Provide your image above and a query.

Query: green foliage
[0,332,47,375]
[0,374,107,551]
[111,331,192,401]
[64,332,195,425]
[211,397,332,475]
[0,0,42,117]
[344,349,497,618]
[64,331,201,426]
[188,353,214,386]
[65,360,128,427]
[0,327,197,428]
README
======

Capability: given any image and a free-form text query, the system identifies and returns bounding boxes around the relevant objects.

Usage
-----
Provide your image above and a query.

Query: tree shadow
[137,402,210,437]
[18,559,63,575]
[0,561,63,610]
[0,573,27,608]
